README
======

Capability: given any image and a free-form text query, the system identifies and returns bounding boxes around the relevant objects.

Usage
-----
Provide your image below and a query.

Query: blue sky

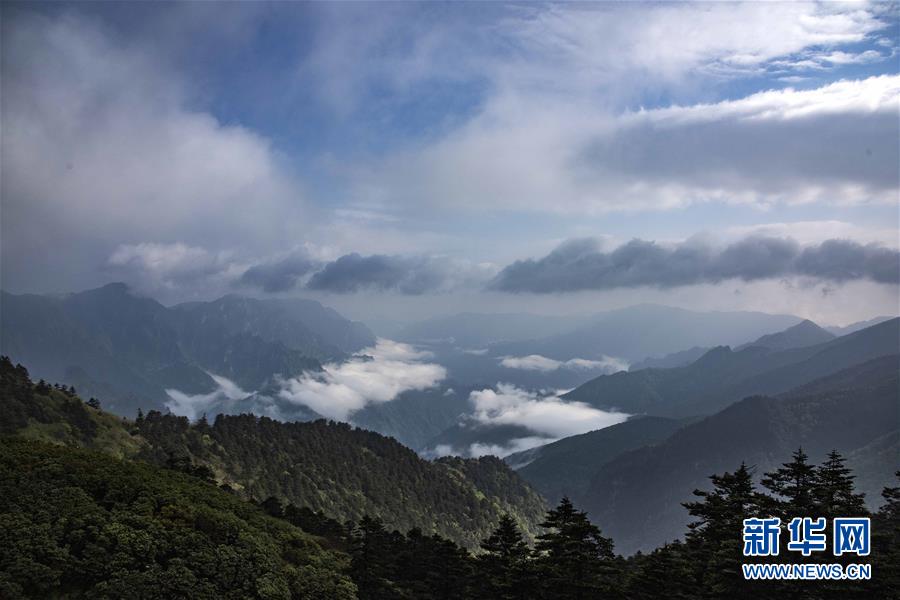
[2,1,899,324]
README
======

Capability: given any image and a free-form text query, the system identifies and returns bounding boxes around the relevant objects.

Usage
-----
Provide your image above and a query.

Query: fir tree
[478,514,532,600]
[682,463,763,599]
[761,447,817,517]
[814,450,867,518]
[534,497,617,599]
[350,515,398,600]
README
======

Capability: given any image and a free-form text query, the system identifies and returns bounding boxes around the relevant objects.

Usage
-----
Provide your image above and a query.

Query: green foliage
[0,438,356,600]
[134,411,547,549]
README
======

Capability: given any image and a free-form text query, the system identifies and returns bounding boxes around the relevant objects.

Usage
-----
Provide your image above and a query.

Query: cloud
[307,253,494,295]
[276,339,446,420]
[107,242,240,291]
[239,250,320,293]
[502,3,890,86]
[491,236,900,293]
[467,437,551,459]
[469,384,628,440]
[1,11,307,296]
[500,354,628,373]
[165,373,249,421]
[355,75,899,217]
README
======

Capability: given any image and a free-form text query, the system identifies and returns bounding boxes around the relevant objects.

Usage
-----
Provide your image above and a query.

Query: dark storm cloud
[306,253,491,295]
[239,253,319,292]
[490,237,900,293]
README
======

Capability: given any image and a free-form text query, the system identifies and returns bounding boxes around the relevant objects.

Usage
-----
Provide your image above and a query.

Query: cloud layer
[491,236,900,293]
[307,253,494,295]
[469,383,629,443]
[276,339,446,420]
[499,354,629,373]
[165,373,249,421]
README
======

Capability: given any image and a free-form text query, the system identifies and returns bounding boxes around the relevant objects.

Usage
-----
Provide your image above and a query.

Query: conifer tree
[478,514,532,600]
[871,471,900,597]
[761,447,817,517]
[814,450,867,518]
[534,497,617,599]
[682,463,762,599]
[350,515,397,600]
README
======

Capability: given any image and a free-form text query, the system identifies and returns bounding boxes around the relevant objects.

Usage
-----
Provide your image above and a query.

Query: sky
[2,1,899,326]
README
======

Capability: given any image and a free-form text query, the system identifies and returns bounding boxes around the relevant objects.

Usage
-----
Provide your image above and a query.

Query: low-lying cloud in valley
[277,339,447,420]
[500,354,629,373]
[443,383,630,458]
[165,373,251,421]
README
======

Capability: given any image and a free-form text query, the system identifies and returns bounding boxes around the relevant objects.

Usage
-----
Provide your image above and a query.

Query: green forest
[1,356,898,599]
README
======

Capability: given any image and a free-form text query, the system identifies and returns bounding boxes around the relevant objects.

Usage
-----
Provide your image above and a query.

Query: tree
[86,397,101,410]
[478,514,532,599]
[814,450,867,518]
[350,516,397,600]
[534,497,617,599]
[871,471,900,597]
[682,463,764,599]
[761,448,816,517]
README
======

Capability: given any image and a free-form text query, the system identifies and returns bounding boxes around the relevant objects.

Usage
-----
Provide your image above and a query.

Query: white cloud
[165,373,250,421]
[469,383,628,439]
[468,436,551,459]
[277,339,446,421]
[354,75,898,217]
[503,3,889,86]
[2,12,308,295]
[500,354,629,373]
[107,242,242,291]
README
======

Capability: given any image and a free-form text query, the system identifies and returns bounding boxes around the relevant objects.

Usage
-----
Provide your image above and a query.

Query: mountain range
[580,355,900,553]
[0,283,375,416]
[561,317,899,417]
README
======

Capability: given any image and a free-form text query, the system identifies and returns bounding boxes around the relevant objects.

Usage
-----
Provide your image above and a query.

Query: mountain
[629,346,709,371]
[507,416,692,504]
[0,356,546,550]
[351,384,472,450]
[734,318,834,351]
[826,315,896,336]
[488,304,801,362]
[629,319,834,371]
[0,284,375,416]
[395,312,590,347]
[580,355,900,554]
[562,317,900,418]
[170,295,374,360]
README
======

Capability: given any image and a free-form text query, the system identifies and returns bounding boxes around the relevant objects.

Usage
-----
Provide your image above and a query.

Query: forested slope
[0,356,545,550]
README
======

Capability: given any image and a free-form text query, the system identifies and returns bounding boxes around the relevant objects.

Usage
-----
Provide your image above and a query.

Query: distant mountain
[0,283,375,416]
[629,347,709,371]
[826,315,897,336]
[580,355,899,554]
[351,384,472,450]
[395,312,590,347]
[629,319,834,371]
[171,295,374,359]
[0,356,547,550]
[488,305,801,362]
[735,318,834,351]
[507,416,692,504]
[562,318,900,418]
